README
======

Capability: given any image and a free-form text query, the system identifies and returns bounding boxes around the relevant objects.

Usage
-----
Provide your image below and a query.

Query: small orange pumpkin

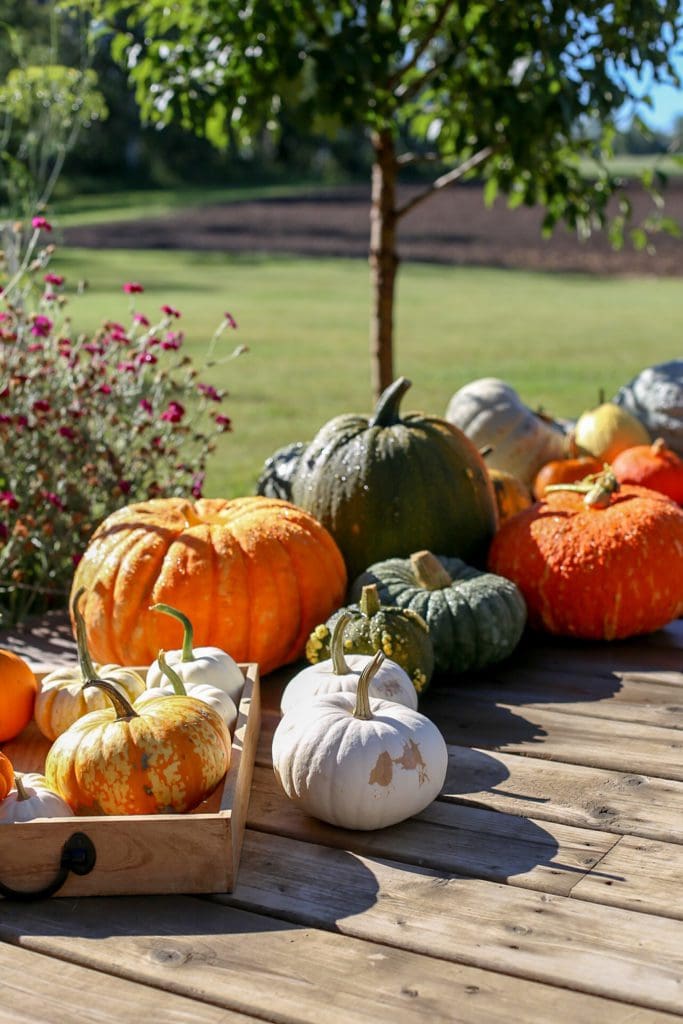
[488,469,533,523]
[488,470,683,640]
[0,650,37,743]
[611,438,683,504]
[532,455,604,500]
[0,751,14,801]
[71,496,348,675]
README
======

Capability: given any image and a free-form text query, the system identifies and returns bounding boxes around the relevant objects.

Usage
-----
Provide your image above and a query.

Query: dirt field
[64,180,683,276]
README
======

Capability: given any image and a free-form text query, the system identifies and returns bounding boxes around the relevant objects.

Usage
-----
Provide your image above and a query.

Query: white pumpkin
[445,377,568,486]
[137,651,238,731]
[0,773,74,823]
[280,612,418,716]
[272,652,448,831]
[145,603,244,707]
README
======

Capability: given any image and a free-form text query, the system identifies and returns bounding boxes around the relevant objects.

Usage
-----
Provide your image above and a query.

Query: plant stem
[150,603,195,661]
[353,651,385,720]
[330,612,353,675]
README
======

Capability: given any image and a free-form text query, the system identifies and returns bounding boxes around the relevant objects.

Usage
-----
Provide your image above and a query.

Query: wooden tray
[0,663,261,899]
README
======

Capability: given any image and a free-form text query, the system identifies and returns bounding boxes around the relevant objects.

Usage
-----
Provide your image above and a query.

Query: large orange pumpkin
[487,480,683,640]
[71,496,347,674]
[0,650,37,742]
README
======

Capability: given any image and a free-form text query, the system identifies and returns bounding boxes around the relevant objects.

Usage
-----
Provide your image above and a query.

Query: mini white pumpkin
[280,612,418,716]
[0,773,74,823]
[273,652,448,831]
[145,603,244,707]
[136,651,238,731]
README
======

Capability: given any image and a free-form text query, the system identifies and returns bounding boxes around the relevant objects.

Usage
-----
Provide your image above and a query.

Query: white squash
[280,613,418,716]
[137,651,238,731]
[272,652,448,831]
[0,773,74,823]
[145,603,244,707]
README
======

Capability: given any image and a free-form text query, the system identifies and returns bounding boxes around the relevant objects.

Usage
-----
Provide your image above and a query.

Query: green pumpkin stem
[353,651,385,720]
[330,612,353,675]
[14,775,30,802]
[369,376,411,428]
[150,603,195,662]
[72,587,99,683]
[359,584,382,618]
[157,650,187,695]
[82,678,139,719]
[411,551,452,591]
[545,466,619,509]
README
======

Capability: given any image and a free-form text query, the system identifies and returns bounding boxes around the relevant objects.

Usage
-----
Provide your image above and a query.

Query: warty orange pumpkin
[487,471,683,640]
[70,496,347,675]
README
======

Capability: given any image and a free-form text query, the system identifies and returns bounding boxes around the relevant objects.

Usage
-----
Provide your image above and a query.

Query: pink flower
[123,282,144,294]
[136,351,157,366]
[98,384,112,395]
[32,216,52,232]
[198,383,222,402]
[0,491,19,510]
[43,291,57,302]
[58,426,77,440]
[0,414,11,424]
[224,312,238,329]
[160,401,185,423]
[15,415,29,429]
[191,472,205,498]
[117,361,137,373]
[33,399,51,413]
[42,491,65,510]
[215,414,232,432]
[161,330,183,350]
[31,315,53,337]
[134,313,150,327]
[139,398,153,414]
[27,343,44,353]
[161,304,181,318]
[44,272,64,286]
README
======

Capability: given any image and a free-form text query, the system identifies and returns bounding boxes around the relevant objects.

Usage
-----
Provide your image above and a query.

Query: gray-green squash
[613,360,683,457]
[351,550,527,675]
[255,441,307,501]
[305,584,434,696]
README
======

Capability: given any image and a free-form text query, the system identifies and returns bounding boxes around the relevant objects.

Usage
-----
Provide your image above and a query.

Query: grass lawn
[50,246,682,499]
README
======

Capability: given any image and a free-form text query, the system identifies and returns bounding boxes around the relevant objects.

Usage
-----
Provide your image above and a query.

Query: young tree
[82,1,681,398]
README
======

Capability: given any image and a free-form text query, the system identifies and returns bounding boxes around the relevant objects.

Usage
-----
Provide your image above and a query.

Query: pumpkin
[0,751,14,802]
[487,468,683,640]
[289,376,498,579]
[487,468,533,522]
[532,454,604,500]
[613,359,683,457]
[351,550,526,675]
[573,398,650,463]
[272,652,448,830]
[45,678,231,815]
[0,773,74,823]
[35,588,146,741]
[137,650,238,731]
[611,438,683,504]
[70,496,347,675]
[145,603,244,707]
[280,612,418,716]
[256,441,307,501]
[444,377,568,486]
[306,583,434,695]
[0,649,37,743]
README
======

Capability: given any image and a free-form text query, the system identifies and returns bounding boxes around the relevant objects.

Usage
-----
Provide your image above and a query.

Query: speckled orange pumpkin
[70,496,347,675]
[487,483,683,639]
[611,439,683,504]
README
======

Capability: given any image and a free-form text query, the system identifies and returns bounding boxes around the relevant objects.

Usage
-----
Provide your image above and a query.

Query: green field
[50,246,682,499]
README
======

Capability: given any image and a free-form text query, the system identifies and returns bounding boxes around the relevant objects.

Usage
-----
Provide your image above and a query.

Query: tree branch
[387,0,457,91]
[396,151,442,166]
[395,145,495,221]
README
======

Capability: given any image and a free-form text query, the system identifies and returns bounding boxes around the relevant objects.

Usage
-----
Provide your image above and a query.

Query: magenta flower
[33,399,51,413]
[44,272,64,286]
[134,313,150,327]
[58,426,77,440]
[32,216,52,232]
[136,351,158,366]
[98,384,112,395]
[160,401,185,423]
[191,472,205,498]
[0,490,19,510]
[15,415,29,429]
[198,383,222,402]
[118,479,132,495]
[42,491,65,511]
[31,315,53,337]
[215,414,232,431]
[123,282,144,294]
[161,304,181,318]
[27,343,44,353]
[0,414,11,424]
[223,312,238,329]
[139,398,153,414]
[161,330,183,350]
[117,361,137,373]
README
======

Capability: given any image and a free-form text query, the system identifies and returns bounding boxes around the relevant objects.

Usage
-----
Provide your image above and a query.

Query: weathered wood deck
[1,613,683,1022]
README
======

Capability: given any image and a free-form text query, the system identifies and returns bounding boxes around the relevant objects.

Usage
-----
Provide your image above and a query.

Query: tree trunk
[369,130,398,400]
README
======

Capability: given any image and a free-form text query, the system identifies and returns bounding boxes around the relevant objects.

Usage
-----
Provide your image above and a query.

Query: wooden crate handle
[0,831,96,902]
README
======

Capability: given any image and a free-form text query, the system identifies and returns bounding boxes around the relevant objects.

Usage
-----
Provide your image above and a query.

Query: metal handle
[0,831,96,901]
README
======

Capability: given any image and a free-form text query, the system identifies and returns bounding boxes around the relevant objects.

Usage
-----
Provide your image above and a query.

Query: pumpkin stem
[72,587,99,684]
[359,584,382,618]
[82,677,139,719]
[353,651,385,720]
[652,438,667,456]
[180,502,203,528]
[157,650,187,695]
[150,603,195,662]
[369,376,411,428]
[545,466,620,509]
[411,551,452,590]
[14,775,30,802]
[330,612,353,675]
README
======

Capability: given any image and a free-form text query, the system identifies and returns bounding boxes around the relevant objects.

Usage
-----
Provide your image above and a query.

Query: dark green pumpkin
[351,550,527,675]
[289,377,498,579]
[256,441,307,501]
[305,584,434,695]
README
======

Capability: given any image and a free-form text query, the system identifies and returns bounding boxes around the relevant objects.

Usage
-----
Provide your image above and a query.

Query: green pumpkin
[305,584,434,696]
[256,441,307,501]
[290,377,498,579]
[351,550,527,675]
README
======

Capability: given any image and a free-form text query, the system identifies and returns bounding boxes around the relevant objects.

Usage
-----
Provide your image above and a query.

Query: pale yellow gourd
[573,399,650,463]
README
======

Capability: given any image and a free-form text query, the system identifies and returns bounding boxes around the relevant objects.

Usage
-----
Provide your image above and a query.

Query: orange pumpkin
[0,750,14,801]
[71,496,348,675]
[45,678,231,815]
[487,476,683,640]
[0,650,37,743]
[532,455,604,500]
[611,438,683,504]
[488,469,533,523]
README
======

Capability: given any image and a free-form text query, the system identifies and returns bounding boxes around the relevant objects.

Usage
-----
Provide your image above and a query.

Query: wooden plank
[570,835,683,920]
[220,831,683,1016]
[247,766,616,897]
[0,940,255,1023]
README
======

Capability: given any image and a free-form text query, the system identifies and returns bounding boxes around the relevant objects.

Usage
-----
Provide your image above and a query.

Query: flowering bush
[0,216,245,625]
